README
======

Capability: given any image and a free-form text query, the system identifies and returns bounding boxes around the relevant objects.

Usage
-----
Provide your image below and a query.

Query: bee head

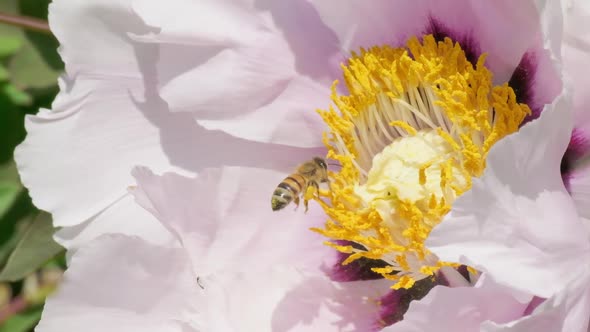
[313,157,327,170]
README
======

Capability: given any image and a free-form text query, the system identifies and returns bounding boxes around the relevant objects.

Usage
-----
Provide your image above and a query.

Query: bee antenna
[327,162,342,169]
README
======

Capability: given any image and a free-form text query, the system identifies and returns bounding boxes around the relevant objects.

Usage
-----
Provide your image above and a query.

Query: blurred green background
[0,0,64,330]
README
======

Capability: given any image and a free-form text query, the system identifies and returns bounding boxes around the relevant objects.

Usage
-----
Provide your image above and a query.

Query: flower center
[313,35,530,289]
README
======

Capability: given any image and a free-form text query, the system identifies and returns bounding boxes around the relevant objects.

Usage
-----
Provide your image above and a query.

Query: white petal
[197,77,329,146]
[131,166,334,276]
[562,0,590,220]
[534,0,564,58]
[49,0,149,77]
[569,165,590,221]
[21,0,320,248]
[132,0,339,147]
[201,269,391,332]
[16,76,317,246]
[427,94,590,297]
[53,194,176,251]
[482,272,590,332]
[14,77,193,229]
[563,0,590,52]
[36,235,200,332]
[385,274,531,332]
[563,0,590,129]
[132,0,266,47]
[565,42,590,126]
[16,0,200,244]
[129,165,392,331]
[158,36,296,117]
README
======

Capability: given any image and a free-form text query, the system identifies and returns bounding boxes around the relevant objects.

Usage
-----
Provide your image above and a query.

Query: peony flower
[20,0,590,330]
[126,0,569,291]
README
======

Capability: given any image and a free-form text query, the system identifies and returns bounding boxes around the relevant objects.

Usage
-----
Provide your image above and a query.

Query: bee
[271,157,329,212]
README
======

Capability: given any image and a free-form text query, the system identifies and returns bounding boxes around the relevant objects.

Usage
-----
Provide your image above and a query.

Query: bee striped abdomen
[271,174,306,211]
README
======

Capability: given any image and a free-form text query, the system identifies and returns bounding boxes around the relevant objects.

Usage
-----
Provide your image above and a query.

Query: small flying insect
[196,277,204,290]
[271,157,329,212]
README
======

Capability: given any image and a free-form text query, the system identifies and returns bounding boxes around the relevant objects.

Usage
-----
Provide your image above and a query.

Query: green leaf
[0,0,26,63]
[0,307,42,332]
[0,228,21,266]
[0,181,21,219]
[0,215,31,267]
[19,0,63,71]
[8,41,61,89]
[0,65,9,82]
[10,0,64,87]
[0,93,25,163]
[0,0,17,13]
[0,0,62,90]
[0,161,19,182]
[2,83,32,106]
[0,212,63,282]
[0,37,22,58]
[0,162,34,267]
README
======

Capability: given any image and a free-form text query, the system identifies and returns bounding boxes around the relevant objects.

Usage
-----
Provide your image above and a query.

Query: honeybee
[271,157,329,212]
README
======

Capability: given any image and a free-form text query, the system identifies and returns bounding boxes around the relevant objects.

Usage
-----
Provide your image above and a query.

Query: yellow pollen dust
[313,35,530,289]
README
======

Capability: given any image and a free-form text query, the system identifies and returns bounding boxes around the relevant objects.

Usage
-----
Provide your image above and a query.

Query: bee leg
[311,181,320,193]
[293,195,300,211]
[304,181,320,213]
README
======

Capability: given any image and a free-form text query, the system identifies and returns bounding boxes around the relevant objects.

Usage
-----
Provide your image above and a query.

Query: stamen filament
[315,34,530,288]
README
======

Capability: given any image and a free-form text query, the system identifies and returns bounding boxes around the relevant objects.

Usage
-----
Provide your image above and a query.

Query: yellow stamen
[314,35,530,288]
[390,121,418,136]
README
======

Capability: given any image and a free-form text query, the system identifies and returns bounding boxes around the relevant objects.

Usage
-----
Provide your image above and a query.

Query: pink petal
[313,0,547,80]
[312,0,561,119]
[36,235,199,332]
[131,166,335,276]
[509,0,564,122]
[132,0,339,147]
[384,274,531,332]
[376,272,456,328]
[427,95,590,298]
[327,241,386,282]
[309,0,425,53]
